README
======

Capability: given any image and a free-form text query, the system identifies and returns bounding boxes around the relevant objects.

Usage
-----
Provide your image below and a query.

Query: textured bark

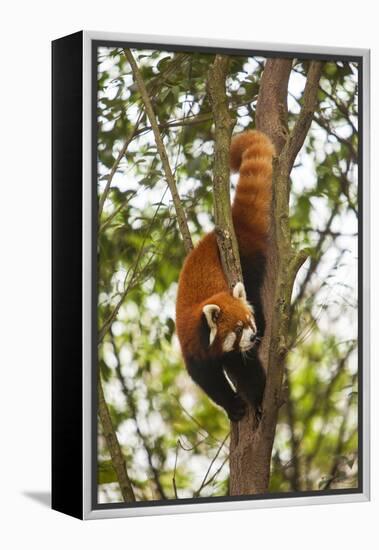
[255,59,293,153]
[228,59,292,494]
[228,59,322,495]
[207,55,241,288]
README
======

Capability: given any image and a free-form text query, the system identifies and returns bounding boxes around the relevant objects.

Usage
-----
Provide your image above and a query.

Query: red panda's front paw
[226,394,247,422]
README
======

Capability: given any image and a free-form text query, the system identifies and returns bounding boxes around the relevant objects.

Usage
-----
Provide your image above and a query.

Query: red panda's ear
[202,304,220,346]
[233,282,247,301]
[202,304,220,327]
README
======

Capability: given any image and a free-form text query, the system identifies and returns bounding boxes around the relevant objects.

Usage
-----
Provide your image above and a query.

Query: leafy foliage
[96,48,358,502]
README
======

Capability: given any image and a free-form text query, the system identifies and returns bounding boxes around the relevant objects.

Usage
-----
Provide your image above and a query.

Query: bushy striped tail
[230,130,274,257]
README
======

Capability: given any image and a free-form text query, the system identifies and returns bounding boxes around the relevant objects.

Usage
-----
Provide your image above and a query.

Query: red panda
[176,130,274,421]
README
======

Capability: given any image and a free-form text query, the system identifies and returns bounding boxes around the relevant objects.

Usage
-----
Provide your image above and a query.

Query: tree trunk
[229,59,292,494]
[228,59,322,495]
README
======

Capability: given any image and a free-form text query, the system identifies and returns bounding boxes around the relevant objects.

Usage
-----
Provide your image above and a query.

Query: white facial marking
[239,326,256,351]
[222,332,236,352]
[202,304,220,347]
[249,316,257,334]
[209,329,217,346]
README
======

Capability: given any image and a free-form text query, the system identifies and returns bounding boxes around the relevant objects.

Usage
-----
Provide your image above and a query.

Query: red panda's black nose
[250,334,257,343]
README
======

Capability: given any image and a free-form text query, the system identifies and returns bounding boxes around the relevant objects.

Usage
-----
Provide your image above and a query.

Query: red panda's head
[202,282,258,356]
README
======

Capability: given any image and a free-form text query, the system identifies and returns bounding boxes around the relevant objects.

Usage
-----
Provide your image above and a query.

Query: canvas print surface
[95,44,360,505]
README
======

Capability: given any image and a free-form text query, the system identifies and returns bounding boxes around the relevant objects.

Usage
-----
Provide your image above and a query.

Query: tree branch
[317,80,358,133]
[98,377,136,502]
[172,394,225,446]
[283,377,301,491]
[124,48,193,254]
[98,53,191,219]
[255,59,293,152]
[313,113,358,163]
[281,61,324,172]
[172,440,180,499]
[323,372,357,489]
[99,190,138,233]
[291,202,339,311]
[98,185,169,343]
[207,55,240,288]
[98,112,143,219]
[194,432,230,497]
[111,331,168,500]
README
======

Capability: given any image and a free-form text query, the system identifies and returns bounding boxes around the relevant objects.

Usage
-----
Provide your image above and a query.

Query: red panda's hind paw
[226,394,247,422]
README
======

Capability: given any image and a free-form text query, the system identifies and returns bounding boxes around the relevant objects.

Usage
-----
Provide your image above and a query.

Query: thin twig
[313,113,357,163]
[124,48,193,254]
[199,456,229,494]
[98,185,169,343]
[98,111,144,218]
[292,203,339,310]
[97,376,136,502]
[318,81,358,133]
[132,97,257,137]
[99,190,138,232]
[323,372,358,489]
[194,432,230,497]
[172,440,180,499]
[172,394,225,446]
[111,330,168,500]
[178,435,209,452]
[98,52,191,219]
[283,379,301,491]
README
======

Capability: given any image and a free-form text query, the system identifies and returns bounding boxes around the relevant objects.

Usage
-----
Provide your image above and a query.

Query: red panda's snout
[202,282,258,355]
[220,321,257,354]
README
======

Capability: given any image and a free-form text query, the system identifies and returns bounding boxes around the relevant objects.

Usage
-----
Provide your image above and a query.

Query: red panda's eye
[235,325,243,335]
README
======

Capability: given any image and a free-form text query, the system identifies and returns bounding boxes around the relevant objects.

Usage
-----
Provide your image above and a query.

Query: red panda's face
[202,282,258,355]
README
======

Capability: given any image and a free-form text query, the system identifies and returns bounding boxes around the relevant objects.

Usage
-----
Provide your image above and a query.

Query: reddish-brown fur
[176,130,274,362]
[231,130,274,258]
